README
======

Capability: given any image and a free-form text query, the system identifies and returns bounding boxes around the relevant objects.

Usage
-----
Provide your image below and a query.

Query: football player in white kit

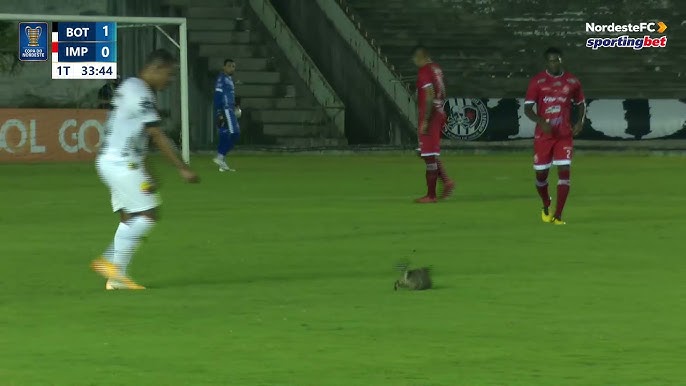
[91,49,199,290]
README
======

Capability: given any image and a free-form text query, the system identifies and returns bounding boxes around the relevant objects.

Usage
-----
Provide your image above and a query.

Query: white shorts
[96,159,161,213]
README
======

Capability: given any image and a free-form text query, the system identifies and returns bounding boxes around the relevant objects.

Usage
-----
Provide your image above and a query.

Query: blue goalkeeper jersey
[214,72,235,113]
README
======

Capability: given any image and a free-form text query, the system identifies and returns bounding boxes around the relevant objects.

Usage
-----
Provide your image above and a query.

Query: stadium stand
[342,0,684,99]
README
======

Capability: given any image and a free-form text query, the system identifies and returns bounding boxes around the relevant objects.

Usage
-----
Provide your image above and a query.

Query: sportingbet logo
[585,21,668,50]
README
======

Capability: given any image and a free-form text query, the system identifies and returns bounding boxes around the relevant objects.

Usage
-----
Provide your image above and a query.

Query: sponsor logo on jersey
[442,98,489,140]
[545,105,561,115]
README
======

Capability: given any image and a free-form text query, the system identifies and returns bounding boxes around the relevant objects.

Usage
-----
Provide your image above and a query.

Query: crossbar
[0,14,185,24]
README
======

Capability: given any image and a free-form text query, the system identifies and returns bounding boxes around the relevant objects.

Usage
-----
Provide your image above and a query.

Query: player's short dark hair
[411,44,429,56]
[543,47,562,58]
[224,58,235,66]
[144,49,177,68]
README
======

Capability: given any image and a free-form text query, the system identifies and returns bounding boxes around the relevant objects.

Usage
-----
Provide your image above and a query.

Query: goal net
[0,14,191,163]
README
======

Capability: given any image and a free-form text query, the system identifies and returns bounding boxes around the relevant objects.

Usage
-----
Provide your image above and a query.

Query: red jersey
[416,62,446,124]
[525,71,585,138]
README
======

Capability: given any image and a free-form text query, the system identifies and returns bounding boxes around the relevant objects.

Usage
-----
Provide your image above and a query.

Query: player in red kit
[412,46,454,203]
[524,47,586,225]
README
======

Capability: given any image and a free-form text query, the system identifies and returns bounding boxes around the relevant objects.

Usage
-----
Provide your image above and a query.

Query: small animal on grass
[394,262,432,291]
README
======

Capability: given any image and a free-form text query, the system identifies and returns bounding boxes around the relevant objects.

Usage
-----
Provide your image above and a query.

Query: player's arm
[234,96,242,118]
[523,103,538,122]
[214,76,227,127]
[524,79,551,133]
[420,85,435,135]
[523,79,540,123]
[225,79,237,120]
[572,82,586,136]
[416,68,434,135]
[141,157,159,193]
[146,125,199,183]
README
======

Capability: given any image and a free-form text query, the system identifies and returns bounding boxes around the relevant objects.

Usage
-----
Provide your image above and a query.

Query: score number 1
[96,22,116,42]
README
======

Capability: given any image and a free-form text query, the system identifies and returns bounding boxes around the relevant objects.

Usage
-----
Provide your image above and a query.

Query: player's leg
[223,112,240,171]
[533,139,554,222]
[92,160,126,279]
[92,166,159,289]
[99,209,129,265]
[431,116,454,199]
[113,169,159,283]
[103,209,151,290]
[415,155,438,203]
[415,133,439,203]
[436,157,454,199]
[551,139,573,224]
[213,110,231,171]
[214,129,231,171]
[106,208,156,289]
[415,123,442,203]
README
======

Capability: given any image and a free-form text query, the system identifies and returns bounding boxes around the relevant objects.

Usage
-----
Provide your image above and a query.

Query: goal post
[0,13,191,164]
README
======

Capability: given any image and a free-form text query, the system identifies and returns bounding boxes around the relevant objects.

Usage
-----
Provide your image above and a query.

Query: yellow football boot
[90,258,119,280]
[106,277,146,290]
[541,208,553,223]
[551,217,566,225]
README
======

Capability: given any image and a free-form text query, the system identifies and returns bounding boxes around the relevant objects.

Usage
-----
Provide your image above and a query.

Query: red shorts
[418,115,445,157]
[533,136,573,170]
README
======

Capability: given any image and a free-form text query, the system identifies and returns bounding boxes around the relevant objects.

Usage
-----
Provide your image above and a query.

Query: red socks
[436,158,450,184]
[535,170,551,208]
[555,169,570,219]
[424,156,438,198]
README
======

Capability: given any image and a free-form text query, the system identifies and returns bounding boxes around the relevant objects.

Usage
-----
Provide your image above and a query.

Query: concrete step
[240,97,298,110]
[237,84,281,98]
[255,109,326,124]
[235,71,281,84]
[187,6,244,19]
[188,18,251,31]
[263,124,328,137]
[190,31,254,44]
[199,44,261,58]
[273,137,348,147]
[163,0,238,6]
[209,57,271,71]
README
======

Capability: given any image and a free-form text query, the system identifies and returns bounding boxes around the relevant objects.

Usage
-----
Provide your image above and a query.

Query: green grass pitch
[1,154,685,386]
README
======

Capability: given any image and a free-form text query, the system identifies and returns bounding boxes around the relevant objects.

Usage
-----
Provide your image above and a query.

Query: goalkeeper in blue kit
[213,59,241,172]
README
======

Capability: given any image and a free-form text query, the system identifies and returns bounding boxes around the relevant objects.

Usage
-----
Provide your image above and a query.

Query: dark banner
[442,98,686,141]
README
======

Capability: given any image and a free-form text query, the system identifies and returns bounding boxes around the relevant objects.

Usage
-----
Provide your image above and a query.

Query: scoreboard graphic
[51,22,117,79]
[21,21,119,79]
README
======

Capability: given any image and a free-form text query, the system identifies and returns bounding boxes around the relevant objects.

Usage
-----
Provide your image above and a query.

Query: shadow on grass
[146,270,448,291]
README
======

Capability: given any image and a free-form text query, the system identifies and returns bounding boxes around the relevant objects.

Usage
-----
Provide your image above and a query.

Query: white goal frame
[0,13,191,164]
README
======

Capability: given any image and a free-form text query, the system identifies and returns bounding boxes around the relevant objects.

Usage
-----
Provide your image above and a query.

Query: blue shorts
[218,109,240,134]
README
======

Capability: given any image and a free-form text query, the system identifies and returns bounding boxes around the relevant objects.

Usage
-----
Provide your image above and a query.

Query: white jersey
[98,77,160,164]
